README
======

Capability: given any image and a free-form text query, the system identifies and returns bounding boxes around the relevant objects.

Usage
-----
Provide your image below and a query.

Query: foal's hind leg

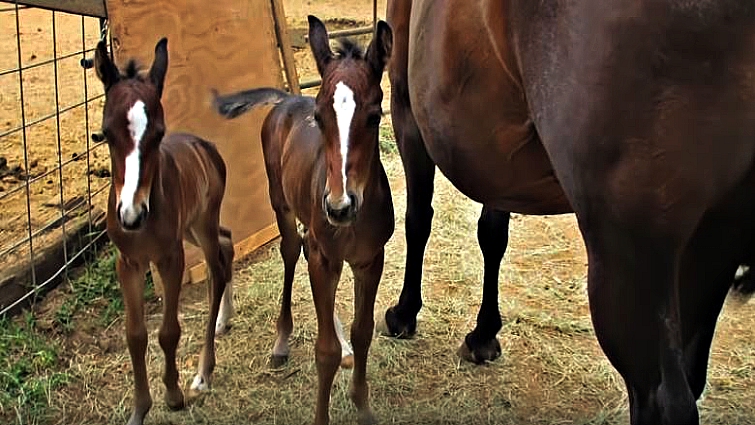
[214,226,235,336]
[458,207,509,364]
[270,208,302,368]
[154,246,187,410]
[189,220,229,392]
[584,228,698,425]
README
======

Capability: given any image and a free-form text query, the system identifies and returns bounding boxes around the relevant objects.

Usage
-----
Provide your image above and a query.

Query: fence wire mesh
[0,2,110,316]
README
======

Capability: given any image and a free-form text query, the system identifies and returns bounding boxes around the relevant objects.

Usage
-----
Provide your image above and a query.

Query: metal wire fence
[0,2,110,315]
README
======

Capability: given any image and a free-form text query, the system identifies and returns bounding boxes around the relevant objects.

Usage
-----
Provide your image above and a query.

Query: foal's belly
[407,0,571,215]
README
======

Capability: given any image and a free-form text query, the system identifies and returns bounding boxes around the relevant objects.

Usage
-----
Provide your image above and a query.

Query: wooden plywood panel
[106,0,281,285]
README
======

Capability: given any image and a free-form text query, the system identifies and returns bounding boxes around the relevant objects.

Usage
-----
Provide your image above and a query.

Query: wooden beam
[6,0,107,18]
[270,0,301,95]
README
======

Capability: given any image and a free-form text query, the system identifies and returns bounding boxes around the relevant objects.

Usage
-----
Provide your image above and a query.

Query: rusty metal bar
[2,0,106,18]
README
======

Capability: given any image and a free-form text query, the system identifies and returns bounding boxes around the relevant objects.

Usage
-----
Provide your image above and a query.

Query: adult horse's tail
[211,87,289,119]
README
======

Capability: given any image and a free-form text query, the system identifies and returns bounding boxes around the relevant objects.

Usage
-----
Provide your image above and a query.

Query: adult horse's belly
[407,0,571,215]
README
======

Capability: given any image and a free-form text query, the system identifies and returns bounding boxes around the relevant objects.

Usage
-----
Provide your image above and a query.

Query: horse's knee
[477,208,509,258]
[315,338,342,369]
[158,321,181,351]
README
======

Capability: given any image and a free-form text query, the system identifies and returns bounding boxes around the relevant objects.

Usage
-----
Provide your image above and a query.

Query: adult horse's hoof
[341,354,354,369]
[377,306,417,338]
[357,410,378,425]
[457,337,501,364]
[269,354,289,369]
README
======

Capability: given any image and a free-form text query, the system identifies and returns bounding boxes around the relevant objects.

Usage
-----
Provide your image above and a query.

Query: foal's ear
[366,21,393,76]
[149,37,169,98]
[94,39,119,92]
[308,15,333,76]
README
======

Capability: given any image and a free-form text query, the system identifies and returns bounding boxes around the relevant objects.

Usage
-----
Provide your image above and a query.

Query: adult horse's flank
[94,38,235,425]
[213,15,394,425]
[386,1,755,424]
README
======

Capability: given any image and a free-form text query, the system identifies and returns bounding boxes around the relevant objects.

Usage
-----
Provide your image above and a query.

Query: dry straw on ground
[36,116,755,424]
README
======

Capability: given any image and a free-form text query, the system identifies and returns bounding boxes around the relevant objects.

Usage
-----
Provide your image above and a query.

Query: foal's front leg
[117,256,152,425]
[308,243,344,425]
[349,249,385,425]
[155,246,186,409]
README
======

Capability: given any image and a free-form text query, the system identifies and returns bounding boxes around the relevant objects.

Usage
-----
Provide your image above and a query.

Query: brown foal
[213,16,394,425]
[94,38,234,425]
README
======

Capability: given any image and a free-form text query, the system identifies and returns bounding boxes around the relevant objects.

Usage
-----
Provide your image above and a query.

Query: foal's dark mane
[334,38,364,60]
[122,59,145,80]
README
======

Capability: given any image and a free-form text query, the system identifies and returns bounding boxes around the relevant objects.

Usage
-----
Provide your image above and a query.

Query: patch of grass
[0,312,68,423]
[379,123,398,155]
[54,245,154,332]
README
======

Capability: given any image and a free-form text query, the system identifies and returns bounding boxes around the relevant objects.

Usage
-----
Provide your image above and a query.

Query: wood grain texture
[107,0,282,285]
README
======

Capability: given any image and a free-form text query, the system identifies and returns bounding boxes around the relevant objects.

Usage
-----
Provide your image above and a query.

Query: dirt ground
[4,1,755,424]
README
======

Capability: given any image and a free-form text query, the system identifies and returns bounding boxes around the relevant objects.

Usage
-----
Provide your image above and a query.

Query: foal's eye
[314,112,323,126]
[367,112,382,127]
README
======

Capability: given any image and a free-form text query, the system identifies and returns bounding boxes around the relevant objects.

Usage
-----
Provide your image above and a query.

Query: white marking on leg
[334,311,353,358]
[215,280,234,336]
[120,100,148,223]
[190,374,209,392]
[736,265,749,280]
[332,81,355,206]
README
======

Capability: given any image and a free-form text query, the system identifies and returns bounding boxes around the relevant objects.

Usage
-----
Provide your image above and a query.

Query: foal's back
[260,96,325,227]
[149,132,227,237]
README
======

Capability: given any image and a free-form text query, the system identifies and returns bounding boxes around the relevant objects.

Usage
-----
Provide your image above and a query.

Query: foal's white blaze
[332,81,356,206]
[120,100,147,224]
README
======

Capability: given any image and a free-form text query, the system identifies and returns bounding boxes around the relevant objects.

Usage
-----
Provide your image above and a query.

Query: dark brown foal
[94,38,234,425]
[213,16,394,425]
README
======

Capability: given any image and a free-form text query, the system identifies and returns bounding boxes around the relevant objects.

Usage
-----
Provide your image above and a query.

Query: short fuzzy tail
[211,87,289,119]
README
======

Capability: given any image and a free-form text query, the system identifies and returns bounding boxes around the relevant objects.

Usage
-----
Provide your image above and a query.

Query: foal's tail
[211,87,290,119]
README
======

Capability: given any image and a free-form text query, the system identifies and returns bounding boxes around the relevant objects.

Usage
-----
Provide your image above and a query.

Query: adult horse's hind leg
[584,227,698,425]
[154,246,186,410]
[189,217,228,392]
[117,256,153,425]
[349,250,385,425]
[380,73,436,338]
[458,207,509,364]
[271,207,302,368]
[215,226,235,336]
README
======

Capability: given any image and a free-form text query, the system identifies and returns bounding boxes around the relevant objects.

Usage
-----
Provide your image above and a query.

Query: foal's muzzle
[323,191,358,226]
[117,200,149,231]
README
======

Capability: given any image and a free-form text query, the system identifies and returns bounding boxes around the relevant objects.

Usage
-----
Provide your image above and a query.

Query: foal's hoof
[190,374,210,392]
[164,389,185,411]
[215,321,232,337]
[377,307,417,338]
[269,354,289,369]
[340,354,354,369]
[457,337,502,365]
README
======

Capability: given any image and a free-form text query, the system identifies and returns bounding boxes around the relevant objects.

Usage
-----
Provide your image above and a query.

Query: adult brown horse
[94,38,235,425]
[385,1,755,424]
[213,16,394,425]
